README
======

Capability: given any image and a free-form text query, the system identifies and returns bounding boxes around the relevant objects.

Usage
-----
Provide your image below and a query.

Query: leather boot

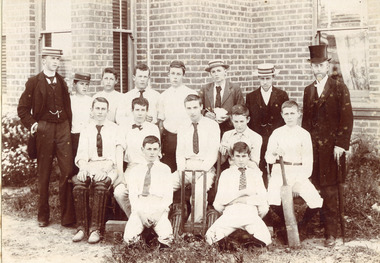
[298,207,320,240]
[72,183,90,242]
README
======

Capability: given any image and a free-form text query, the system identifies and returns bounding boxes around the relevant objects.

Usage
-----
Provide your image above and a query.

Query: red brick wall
[2,0,37,111]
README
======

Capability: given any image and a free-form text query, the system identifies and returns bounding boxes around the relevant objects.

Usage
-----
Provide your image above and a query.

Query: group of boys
[17,44,353,249]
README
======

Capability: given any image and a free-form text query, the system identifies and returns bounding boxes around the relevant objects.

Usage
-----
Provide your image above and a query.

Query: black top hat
[308,45,331,63]
[74,72,91,81]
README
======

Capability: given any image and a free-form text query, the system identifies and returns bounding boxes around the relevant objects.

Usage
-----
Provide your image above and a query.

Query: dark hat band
[74,73,91,81]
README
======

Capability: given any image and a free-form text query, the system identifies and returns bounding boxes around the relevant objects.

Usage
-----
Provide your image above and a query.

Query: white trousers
[205,203,272,246]
[123,210,173,246]
[267,164,323,208]
[172,169,215,223]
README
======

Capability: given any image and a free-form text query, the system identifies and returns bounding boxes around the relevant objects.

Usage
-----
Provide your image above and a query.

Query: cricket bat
[279,156,301,248]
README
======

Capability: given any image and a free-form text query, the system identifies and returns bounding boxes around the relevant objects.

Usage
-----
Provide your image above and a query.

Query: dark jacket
[199,79,245,114]
[302,77,353,186]
[246,86,289,140]
[17,72,72,130]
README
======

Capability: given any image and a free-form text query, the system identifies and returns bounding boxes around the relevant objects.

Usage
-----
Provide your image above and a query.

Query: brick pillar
[3,0,37,111]
[71,0,114,93]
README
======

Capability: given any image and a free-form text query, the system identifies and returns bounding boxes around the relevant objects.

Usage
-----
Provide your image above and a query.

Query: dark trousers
[319,185,339,238]
[71,133,80,176]
[36,120,75,225]
[161,128,177,173]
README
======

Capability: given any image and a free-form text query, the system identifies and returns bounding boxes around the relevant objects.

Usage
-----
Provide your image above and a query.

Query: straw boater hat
[41,47,63,57]
[205,60,230,72]
[308,45,331,63]
[254,63,279,77]
[73,72,91,82]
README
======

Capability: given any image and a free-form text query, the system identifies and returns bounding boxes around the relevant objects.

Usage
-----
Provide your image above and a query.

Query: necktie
[96,125,103,157]
[139,89,145,99]
[142,162,154,196]
[238,167,246,190]
[215,86,222,108]
[132,124,142,130]
[313,82,320,100]
[192,122,199,154]
[45,75,56,87]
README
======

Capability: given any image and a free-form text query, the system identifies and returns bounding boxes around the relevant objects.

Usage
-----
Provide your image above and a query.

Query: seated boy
[220,104,262,169]
[72,97,124,244]
[114,97,160,218]
[173,94,220,223]
[123,135,173,249]
[206,141,271,247]
[265,100,323,240]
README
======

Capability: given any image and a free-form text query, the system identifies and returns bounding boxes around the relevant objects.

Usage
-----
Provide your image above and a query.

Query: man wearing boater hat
[199,60,244,135]
[302,45,353,247]
[246,63,289,188]
[18,47,75,227]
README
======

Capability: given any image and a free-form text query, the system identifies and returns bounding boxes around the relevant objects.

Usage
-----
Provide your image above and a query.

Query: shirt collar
[260,86,273,94]
[316,75,328,87]
[214,81,226,90]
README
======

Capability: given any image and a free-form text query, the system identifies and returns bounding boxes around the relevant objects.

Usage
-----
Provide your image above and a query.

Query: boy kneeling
[206,142,272,247]
[123,136,173,249]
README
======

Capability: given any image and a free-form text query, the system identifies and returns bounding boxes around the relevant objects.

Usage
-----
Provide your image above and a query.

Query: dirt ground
[2,211,380,263]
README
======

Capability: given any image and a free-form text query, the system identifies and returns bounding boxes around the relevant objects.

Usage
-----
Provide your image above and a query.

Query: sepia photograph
[2,0,380,262]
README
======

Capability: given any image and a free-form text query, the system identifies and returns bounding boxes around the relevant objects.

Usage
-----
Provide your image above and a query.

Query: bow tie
[132,124,143,130]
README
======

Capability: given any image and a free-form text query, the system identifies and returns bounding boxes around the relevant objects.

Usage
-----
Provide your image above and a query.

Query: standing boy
[265,100,323,241]
[17,47,75,227]
[158,61,197,172]
[115,63,160,124]
[72,97,124,244]
[220,104,262,169]
[114,97,160,218]
[246,63,289,187]
[302,45,353,247]
[199,60,244,134]
[93,68,122,123]
[206,142,271,247]
[70,72,92,175]
[173,94,220,223]
[123,135,173,249]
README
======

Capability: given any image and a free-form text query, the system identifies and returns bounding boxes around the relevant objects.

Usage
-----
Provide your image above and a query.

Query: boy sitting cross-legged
[123,135,173,249]
[206,141,272,247]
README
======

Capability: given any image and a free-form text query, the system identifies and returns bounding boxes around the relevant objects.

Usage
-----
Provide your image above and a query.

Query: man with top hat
[199,60,245,135]
[302,45,353,247]
[17,47,75,227]
[246,63,289,188]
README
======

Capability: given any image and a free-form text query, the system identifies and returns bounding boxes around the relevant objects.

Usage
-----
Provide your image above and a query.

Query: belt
[275,160,302,166]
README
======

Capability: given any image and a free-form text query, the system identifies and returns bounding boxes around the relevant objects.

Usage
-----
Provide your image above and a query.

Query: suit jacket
[246,86,288,141]
[199,79,245,114]
[302,77,353,186]
[18,72,72,130]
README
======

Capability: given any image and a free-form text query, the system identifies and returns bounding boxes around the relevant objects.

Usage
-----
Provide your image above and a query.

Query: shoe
[159,243,170,251]
[38,221,49,227]
[88,230,101,244]
[72,230,85,242]
[324,236,336,247]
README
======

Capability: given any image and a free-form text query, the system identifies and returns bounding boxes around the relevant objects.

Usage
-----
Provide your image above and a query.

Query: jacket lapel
[205,83,215,108]
[268,87,277,107]
[221,79,232,105]
[36,72,48,99]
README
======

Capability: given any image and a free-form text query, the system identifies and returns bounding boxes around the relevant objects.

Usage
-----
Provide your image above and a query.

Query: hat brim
[308,58,331,63]
[205,64,229,72]
[73,78,91,82]
[254,68,279,77]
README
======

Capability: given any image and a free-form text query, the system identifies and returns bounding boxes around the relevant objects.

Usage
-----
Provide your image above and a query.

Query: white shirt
[75,119,124,166]
[121,120,160,164]
[128,160,173,213]
[265,125,313,179]
[260,86,273,105]
[115,87,160,124]
[221,127,262,165]
[176,116,220,172]
[213,165,267,213]
[93,90,123,123]
[213,81,226,105]
[157,85,197,133]
[315,75,328,97]
[70,94,92,134]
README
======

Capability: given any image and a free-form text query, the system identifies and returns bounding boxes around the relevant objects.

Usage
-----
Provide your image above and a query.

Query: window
[113,0,135,93]
[314,0,369,98]
[41,0,72,77]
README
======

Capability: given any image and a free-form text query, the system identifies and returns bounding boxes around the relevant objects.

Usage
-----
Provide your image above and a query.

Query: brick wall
[2,0,37,112]
[71,0,114,93]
